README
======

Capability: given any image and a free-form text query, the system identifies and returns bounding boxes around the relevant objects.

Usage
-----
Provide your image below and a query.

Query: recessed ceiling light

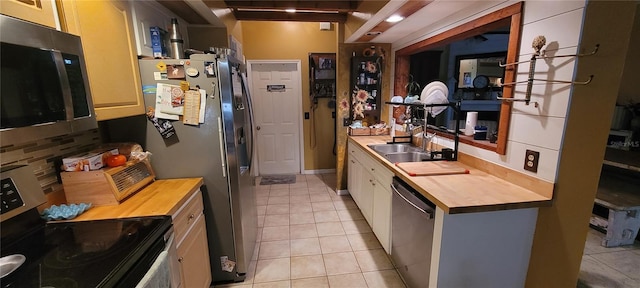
[385,15,404,23]
[285,9,296,13]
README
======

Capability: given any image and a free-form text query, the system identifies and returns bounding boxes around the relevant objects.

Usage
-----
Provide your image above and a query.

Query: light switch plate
[524,149,539,173]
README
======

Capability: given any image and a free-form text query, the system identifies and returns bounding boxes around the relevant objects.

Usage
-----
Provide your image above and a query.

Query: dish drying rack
[385,101,462,161]
[496,35,599,107]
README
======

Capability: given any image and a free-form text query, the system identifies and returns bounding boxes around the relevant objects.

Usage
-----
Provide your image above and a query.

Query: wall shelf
[603,148,640,172]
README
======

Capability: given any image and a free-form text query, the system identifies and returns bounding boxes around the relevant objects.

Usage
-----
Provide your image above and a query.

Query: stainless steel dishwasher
[391,177,436,288]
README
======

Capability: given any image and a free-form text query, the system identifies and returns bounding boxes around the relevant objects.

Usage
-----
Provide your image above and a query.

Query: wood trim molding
[396,2,523,56]
[496,9,523,154]
[394,55,411,97]
[426,129,498,151]
[394,2,523,156]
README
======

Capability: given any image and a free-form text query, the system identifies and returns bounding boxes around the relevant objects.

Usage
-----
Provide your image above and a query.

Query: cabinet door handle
[351,160,355,163]
[188,214,195,221]
[371,168,375,172]
[178,257,184,263]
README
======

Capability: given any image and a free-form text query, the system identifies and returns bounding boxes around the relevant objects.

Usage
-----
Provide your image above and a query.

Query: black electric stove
[1,212,172,288]
[1,165,172,288]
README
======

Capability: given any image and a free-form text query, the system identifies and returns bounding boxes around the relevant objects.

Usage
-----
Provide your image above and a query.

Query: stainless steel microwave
[0,14,97,146]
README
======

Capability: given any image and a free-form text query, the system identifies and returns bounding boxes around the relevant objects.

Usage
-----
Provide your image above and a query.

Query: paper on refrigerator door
[231,67,243,98]
[154,83,183,120]
[182,90,201,125]
[181,89,207,125]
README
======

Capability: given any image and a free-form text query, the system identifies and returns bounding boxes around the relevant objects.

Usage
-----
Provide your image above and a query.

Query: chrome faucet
[403,120,414,134]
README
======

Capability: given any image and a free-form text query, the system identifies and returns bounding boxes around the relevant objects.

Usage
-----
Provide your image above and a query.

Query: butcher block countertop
[72,178,204,221]
[349,136,552,214]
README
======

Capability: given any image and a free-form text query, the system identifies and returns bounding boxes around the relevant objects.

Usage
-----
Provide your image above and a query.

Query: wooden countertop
[72,178,204,221]
[349,136,552,214]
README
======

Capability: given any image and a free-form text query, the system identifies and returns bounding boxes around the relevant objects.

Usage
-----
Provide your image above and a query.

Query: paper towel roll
[465,112,478,136]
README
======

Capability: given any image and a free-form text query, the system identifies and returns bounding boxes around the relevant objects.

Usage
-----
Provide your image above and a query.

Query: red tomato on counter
[106,154,127,167]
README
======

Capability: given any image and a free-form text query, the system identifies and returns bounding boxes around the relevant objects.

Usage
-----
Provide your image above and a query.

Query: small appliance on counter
[0,165,177,287]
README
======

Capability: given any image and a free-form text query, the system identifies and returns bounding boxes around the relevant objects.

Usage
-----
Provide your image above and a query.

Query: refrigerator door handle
[217,116,227,178]
[241,73,255,171]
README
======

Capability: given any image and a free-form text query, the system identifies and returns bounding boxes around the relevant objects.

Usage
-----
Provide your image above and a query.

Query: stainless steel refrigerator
[138,54,257,284]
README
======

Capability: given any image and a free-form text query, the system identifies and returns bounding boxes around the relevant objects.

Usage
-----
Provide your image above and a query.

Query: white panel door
[250,62,301,174]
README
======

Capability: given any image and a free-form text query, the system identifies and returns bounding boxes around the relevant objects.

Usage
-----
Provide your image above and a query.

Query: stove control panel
[0,165,46,221]
[1,177,25,214]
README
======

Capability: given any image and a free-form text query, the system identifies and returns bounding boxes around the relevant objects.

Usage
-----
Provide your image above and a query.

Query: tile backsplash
[0,129,101,194]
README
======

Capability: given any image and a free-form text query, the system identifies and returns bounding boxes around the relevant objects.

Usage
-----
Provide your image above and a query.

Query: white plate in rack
[420,81,448,102]
[420,81,449,116]
[390,96,404,107]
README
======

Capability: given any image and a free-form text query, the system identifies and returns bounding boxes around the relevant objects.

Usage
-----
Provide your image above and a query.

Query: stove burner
[25,276,78,288]
[43,223,139,269]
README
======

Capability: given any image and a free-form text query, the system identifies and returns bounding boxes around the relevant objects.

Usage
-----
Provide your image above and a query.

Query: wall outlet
[524,149,539,173]
[304,112,310,119]
[343,117,350,127]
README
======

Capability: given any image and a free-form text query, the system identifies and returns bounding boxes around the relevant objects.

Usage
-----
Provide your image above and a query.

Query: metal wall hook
[497,37,598,107]
[540,44,599,60]
[500,75,594,86]
[499,44,599,67]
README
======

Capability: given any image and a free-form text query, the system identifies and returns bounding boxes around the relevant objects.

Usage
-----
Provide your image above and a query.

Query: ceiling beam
[356,0,433,42]
[233,10,347,22]
[224,0,359,12]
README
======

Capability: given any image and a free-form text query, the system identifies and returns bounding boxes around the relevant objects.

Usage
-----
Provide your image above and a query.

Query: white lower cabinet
[372,180,392,252]
[347,157,362,207]
[176,215,211,288]
[348,140,393,253]
[172,190,212,288]
[359,170,375,226]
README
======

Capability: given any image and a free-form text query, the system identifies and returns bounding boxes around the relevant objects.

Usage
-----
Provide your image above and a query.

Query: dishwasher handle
[391,182,434,219]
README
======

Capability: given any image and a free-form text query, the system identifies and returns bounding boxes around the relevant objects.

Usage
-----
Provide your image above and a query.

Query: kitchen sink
[383,151,431,163]
[367,144,423,154]
[368,144,431,163]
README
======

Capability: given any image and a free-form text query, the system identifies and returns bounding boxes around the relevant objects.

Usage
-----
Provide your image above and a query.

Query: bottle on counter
[169,18,184,59]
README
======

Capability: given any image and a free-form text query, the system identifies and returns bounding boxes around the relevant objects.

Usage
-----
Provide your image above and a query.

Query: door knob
[257,126,261,130]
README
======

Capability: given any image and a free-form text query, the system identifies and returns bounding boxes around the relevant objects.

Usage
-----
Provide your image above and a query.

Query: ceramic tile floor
[578,228,640,287]
[215,173,406,288]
